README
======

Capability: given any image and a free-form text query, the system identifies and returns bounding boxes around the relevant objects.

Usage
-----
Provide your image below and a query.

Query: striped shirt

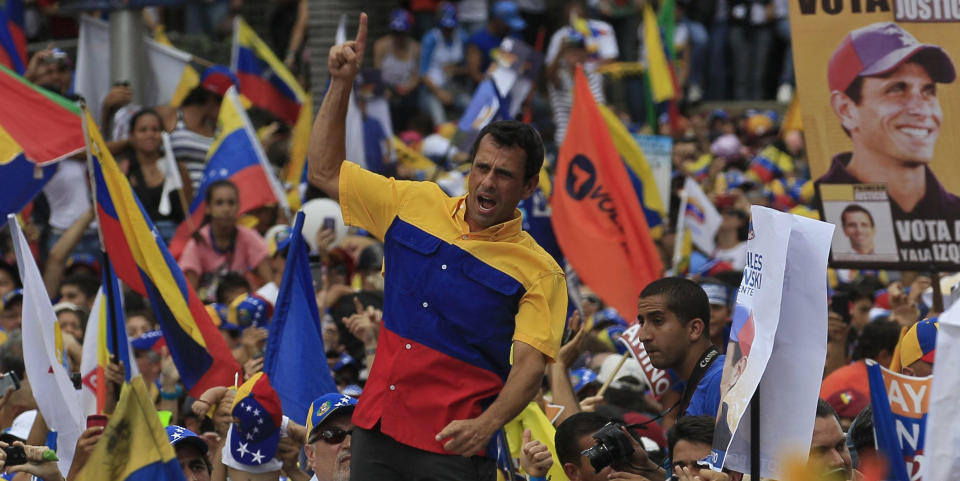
[169,110,213,192]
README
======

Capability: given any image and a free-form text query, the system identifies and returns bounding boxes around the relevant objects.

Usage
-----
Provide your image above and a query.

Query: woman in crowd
[118,109,187,243]
[177,180,272,298]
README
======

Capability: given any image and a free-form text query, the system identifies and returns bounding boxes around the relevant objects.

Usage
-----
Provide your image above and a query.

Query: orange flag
[551,66,663,319]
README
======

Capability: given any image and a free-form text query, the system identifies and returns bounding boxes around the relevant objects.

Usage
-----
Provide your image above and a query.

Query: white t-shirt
[43,160,91,230]
[713,242,748,271]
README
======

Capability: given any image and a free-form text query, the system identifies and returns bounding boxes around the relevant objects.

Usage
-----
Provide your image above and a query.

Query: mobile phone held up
[0,371,21,396]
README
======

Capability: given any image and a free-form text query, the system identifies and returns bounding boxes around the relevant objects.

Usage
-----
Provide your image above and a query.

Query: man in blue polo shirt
[307,14,566,481]
[636,277,725,421]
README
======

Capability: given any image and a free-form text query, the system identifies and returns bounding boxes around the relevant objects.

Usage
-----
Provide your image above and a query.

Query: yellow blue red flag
[168,86,288,257]
[231,16,311,209]
[85,108,241,398]
[76,376,186,481]
[642,3,675,102]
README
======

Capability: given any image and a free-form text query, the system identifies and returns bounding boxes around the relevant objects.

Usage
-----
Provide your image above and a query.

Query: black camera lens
[580,421,635,472]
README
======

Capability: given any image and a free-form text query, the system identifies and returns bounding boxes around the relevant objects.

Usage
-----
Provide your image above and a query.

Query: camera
[580,421,635,471]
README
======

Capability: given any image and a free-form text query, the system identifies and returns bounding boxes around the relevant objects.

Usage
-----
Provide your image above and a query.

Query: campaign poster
[790,2,960,270]
[866,360,932,480]
[634,134,673,211]
[709,207,791,473]
[709,207,833,478]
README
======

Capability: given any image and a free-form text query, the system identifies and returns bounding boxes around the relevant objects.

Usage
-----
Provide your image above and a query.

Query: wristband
[160,384,183,400]
[528,476,548,481]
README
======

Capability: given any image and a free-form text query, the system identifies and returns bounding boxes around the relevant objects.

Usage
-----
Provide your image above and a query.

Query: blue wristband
[528,476,548,481]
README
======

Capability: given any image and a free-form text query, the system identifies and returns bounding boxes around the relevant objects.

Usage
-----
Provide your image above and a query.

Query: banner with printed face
[790,2,960,270]
[867,360,932,480]
[709,207,834,478]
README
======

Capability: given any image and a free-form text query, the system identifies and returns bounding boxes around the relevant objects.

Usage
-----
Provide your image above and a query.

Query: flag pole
[671,189,688,274]
[750,390,759,480]
[80,104,122,401]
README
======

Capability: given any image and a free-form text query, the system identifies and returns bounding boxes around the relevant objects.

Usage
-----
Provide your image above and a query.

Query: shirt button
[389,385,396,391]
[405,343,412,350]
[422,302,429,308]
[441,264,447,270]
[461,235,468,240]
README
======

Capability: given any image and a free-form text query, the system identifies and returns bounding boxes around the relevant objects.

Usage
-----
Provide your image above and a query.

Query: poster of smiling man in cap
[790,5,960,271]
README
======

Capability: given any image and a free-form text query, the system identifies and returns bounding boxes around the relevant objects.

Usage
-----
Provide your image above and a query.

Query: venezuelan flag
[168,86,288,258]
[503,403,569,481]
[597,104,665,238]
[0,65,84,225]
[85,108,241,398]
[0,0,25,74]
[75,377,185,481]
[642,3,675,103]
[231,17,311,209]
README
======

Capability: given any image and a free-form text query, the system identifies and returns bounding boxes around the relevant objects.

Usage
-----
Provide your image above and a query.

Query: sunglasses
[313,427,353,444]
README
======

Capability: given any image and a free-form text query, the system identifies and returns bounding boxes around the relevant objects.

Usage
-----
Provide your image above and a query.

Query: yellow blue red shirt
[339,161,567,457]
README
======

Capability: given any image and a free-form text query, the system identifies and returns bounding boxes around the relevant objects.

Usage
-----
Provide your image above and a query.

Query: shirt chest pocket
[386,222,443,294]
[450,261,523,343]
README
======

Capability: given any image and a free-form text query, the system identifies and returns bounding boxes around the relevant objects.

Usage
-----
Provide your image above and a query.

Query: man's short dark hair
[816,398,841,425]
[666,415,714,458]
[840,204,874,228]
[215,272,250,305]
[852,320,900,361]
[639,277,711,335]
[469,120,545,182]
[849,404,874,453]
[61,273,99,300]
[555,412,609,466]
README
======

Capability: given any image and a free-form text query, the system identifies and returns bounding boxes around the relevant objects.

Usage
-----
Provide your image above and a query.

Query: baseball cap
[53,301,86,318]
[229,372,283,466]
[569,368,598,393]
[207,303,240,332]
[342,384,363,398]
[828,22,956,93]
[438,2,458,29]
[306,393,358,443]
[130,330,166,354]
[166,425,209,456]
[200,65,239,97]
[711,134,741,159]
[492,0,526,32]
[1,289,23,311]
[65,253,101,277]
[700,282,730,307]
[597,354,649,392]
[228,294,274,329]
[825,389,869,420]
[389,9,413,32]
[333,353,360,372]
[899,318,938,369]
[1,410,36,444]
[265,225,292,257]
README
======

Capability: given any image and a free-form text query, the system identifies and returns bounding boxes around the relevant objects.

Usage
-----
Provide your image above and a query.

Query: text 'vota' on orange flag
[551,66,663,319]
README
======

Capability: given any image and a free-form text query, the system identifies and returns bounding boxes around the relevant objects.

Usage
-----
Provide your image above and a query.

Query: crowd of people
[0,0,952,480]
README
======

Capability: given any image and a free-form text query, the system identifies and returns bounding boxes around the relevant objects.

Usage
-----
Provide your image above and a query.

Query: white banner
[923,301,960,481]
[683,177,722,254]
[708,206,834,478]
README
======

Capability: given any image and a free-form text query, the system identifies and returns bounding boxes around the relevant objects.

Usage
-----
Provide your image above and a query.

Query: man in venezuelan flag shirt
[306,13,567,481]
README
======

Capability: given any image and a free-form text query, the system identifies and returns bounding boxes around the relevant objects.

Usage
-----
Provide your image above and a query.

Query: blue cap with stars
[166,425,208,455]
[229,372,283,466]
[306,393,357,443]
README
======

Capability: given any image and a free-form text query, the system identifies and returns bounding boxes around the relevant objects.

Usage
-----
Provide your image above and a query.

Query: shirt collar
[450,195,524,241]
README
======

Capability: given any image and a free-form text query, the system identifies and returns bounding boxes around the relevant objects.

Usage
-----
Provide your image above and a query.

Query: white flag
[9,214,84,476]
[75,16,191,132]
[158,132,184,216]
[923,300,960,481]
[78,290,140,417]
[682,177,722,254]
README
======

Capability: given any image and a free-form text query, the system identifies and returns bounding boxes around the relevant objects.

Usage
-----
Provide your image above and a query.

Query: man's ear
[688,317,706,342]
[563,462,581,481]
[901,365,916,377]
[521,173,540,200]
[876,349,893,369]
[830,90,859,134]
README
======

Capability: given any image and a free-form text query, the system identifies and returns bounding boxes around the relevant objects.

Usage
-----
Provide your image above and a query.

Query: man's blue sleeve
[420,30,437,75]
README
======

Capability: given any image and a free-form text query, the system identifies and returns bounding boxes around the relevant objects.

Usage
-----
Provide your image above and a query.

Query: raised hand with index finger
[328,13,368,81]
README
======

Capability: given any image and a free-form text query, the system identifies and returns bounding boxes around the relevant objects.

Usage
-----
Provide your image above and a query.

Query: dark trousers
[350,426,496,481]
